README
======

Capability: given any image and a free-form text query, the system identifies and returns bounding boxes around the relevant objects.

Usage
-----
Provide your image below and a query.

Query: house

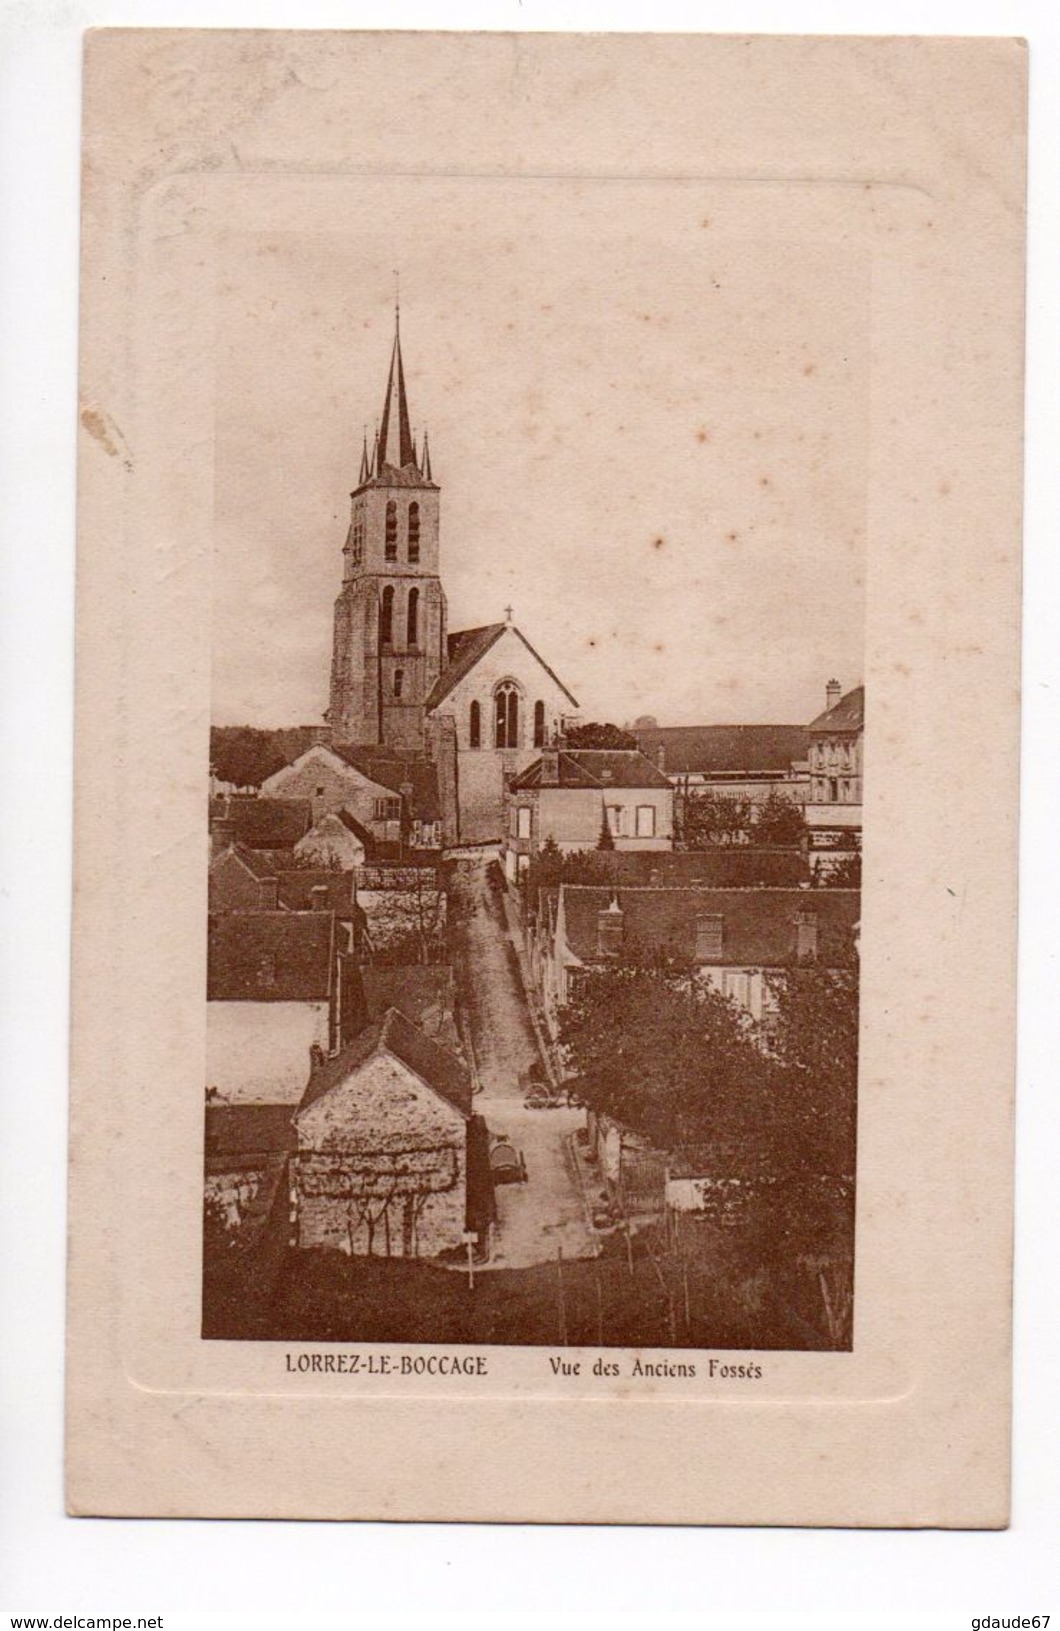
[209,794,313,858]
[533,883,860,1037]
[208,848,364,945]
[520,845,810,913]
[504,747,674,882]
[805,681,864,873]
[260,743,442,851]
[206,911,336,1103]
[291,1006,492,1258]
[294,809,369,871]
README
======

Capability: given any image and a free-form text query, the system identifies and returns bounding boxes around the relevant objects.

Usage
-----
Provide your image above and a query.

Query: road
[453,860,596,1268]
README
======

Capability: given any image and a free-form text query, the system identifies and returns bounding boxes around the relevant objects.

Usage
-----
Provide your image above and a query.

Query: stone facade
[294,1050,467,1259]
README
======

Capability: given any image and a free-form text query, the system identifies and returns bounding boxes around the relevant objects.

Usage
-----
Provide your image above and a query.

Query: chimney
[826,678,842,712]
[541,748,560,786]
[310,884,329,911]
[309,1042,326,1073]
[795,909,819,961]
[260,877,279,910]
[656,744,666,774]
[596,896,625,958]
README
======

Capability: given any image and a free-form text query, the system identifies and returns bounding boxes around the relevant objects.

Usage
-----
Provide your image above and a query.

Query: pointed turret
[377,303,415,470]
[421,427,432,483]
[358,429,370,486]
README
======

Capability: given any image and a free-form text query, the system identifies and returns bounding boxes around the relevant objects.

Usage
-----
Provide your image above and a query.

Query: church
[324,308,580,846]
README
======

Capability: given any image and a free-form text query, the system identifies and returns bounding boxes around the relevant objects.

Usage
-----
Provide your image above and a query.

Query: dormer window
[408,501,420,563]
[795,910,819,961]
[385,500,398,561]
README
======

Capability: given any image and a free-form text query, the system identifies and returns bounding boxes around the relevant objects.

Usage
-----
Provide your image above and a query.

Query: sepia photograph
[203,211,865,1351]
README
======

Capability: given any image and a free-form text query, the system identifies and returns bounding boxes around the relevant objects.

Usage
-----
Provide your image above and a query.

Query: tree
[596,805,616,850]
[680,790,753,847]
[565,721,638,750]
[559,949,769,1153]
[814,844,862,889]
[752,789,807,847]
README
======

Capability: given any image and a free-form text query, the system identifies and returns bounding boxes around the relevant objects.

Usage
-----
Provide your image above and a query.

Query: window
[517,806,532,839]
[795,910,819,961]
[379,585,394,645]
[373,797,401,821]
[385,500,398,561]
[469,700,481,748]
[495,682,520,748]
[723,969,752,1009]
[316,785,326,797]
[635,804,656,838]
[348,503,365,570]
[393,669,404,699]
[695,913,724,962]
[606,804,625,837]
[533,700,546,748]
[406,587,419,648]
[408,502,420,563]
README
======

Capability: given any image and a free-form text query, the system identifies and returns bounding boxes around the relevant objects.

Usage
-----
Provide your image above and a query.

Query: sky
[210,176,867,728]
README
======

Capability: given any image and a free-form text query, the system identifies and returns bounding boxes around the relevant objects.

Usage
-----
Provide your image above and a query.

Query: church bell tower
[326,307,447,750]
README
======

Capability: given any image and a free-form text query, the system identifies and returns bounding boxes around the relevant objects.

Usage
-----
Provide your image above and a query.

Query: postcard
[68,29,1025,1523]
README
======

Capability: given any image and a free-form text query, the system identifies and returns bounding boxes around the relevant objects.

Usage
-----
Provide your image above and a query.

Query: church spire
[377,299,415,470]
[358,428,370,485]
[421,426,432,482]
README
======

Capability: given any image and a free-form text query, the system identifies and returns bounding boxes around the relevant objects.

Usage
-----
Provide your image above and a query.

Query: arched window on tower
[385,501,398,561]
[408,502,420,564]
[393,669,404,699]
[406,586,419,649]
[379,585,394,645]
[495,682,520,749]
[469,700,481,749]
[534,700,546,748]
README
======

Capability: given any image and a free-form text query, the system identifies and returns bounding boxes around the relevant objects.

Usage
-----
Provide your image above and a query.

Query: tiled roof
[361,966,456,1031]
[633,724,810,775]
[207,911,334,1002]
[559,885,860,967]
[425,622,579,711]
[299,1007,472,1119]
[356,461,437,491]
[530,848,808,889]
[511,748,672,791]
[205,1104,297,1158]
[330,745,441,821]
[275,871,358,916]
[209,795,313,847]
[808,685,865,734]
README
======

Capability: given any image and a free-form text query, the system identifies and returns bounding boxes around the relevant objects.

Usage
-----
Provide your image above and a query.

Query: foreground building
[291,1006,491,1258]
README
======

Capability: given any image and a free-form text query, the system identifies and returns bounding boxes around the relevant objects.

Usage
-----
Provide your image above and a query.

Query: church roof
[298,1006,472,1119]
[425,623,580,711]
[350,307,437,492]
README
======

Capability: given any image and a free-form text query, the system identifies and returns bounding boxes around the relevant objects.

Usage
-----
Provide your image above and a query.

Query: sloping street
[452,860,596,1268]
